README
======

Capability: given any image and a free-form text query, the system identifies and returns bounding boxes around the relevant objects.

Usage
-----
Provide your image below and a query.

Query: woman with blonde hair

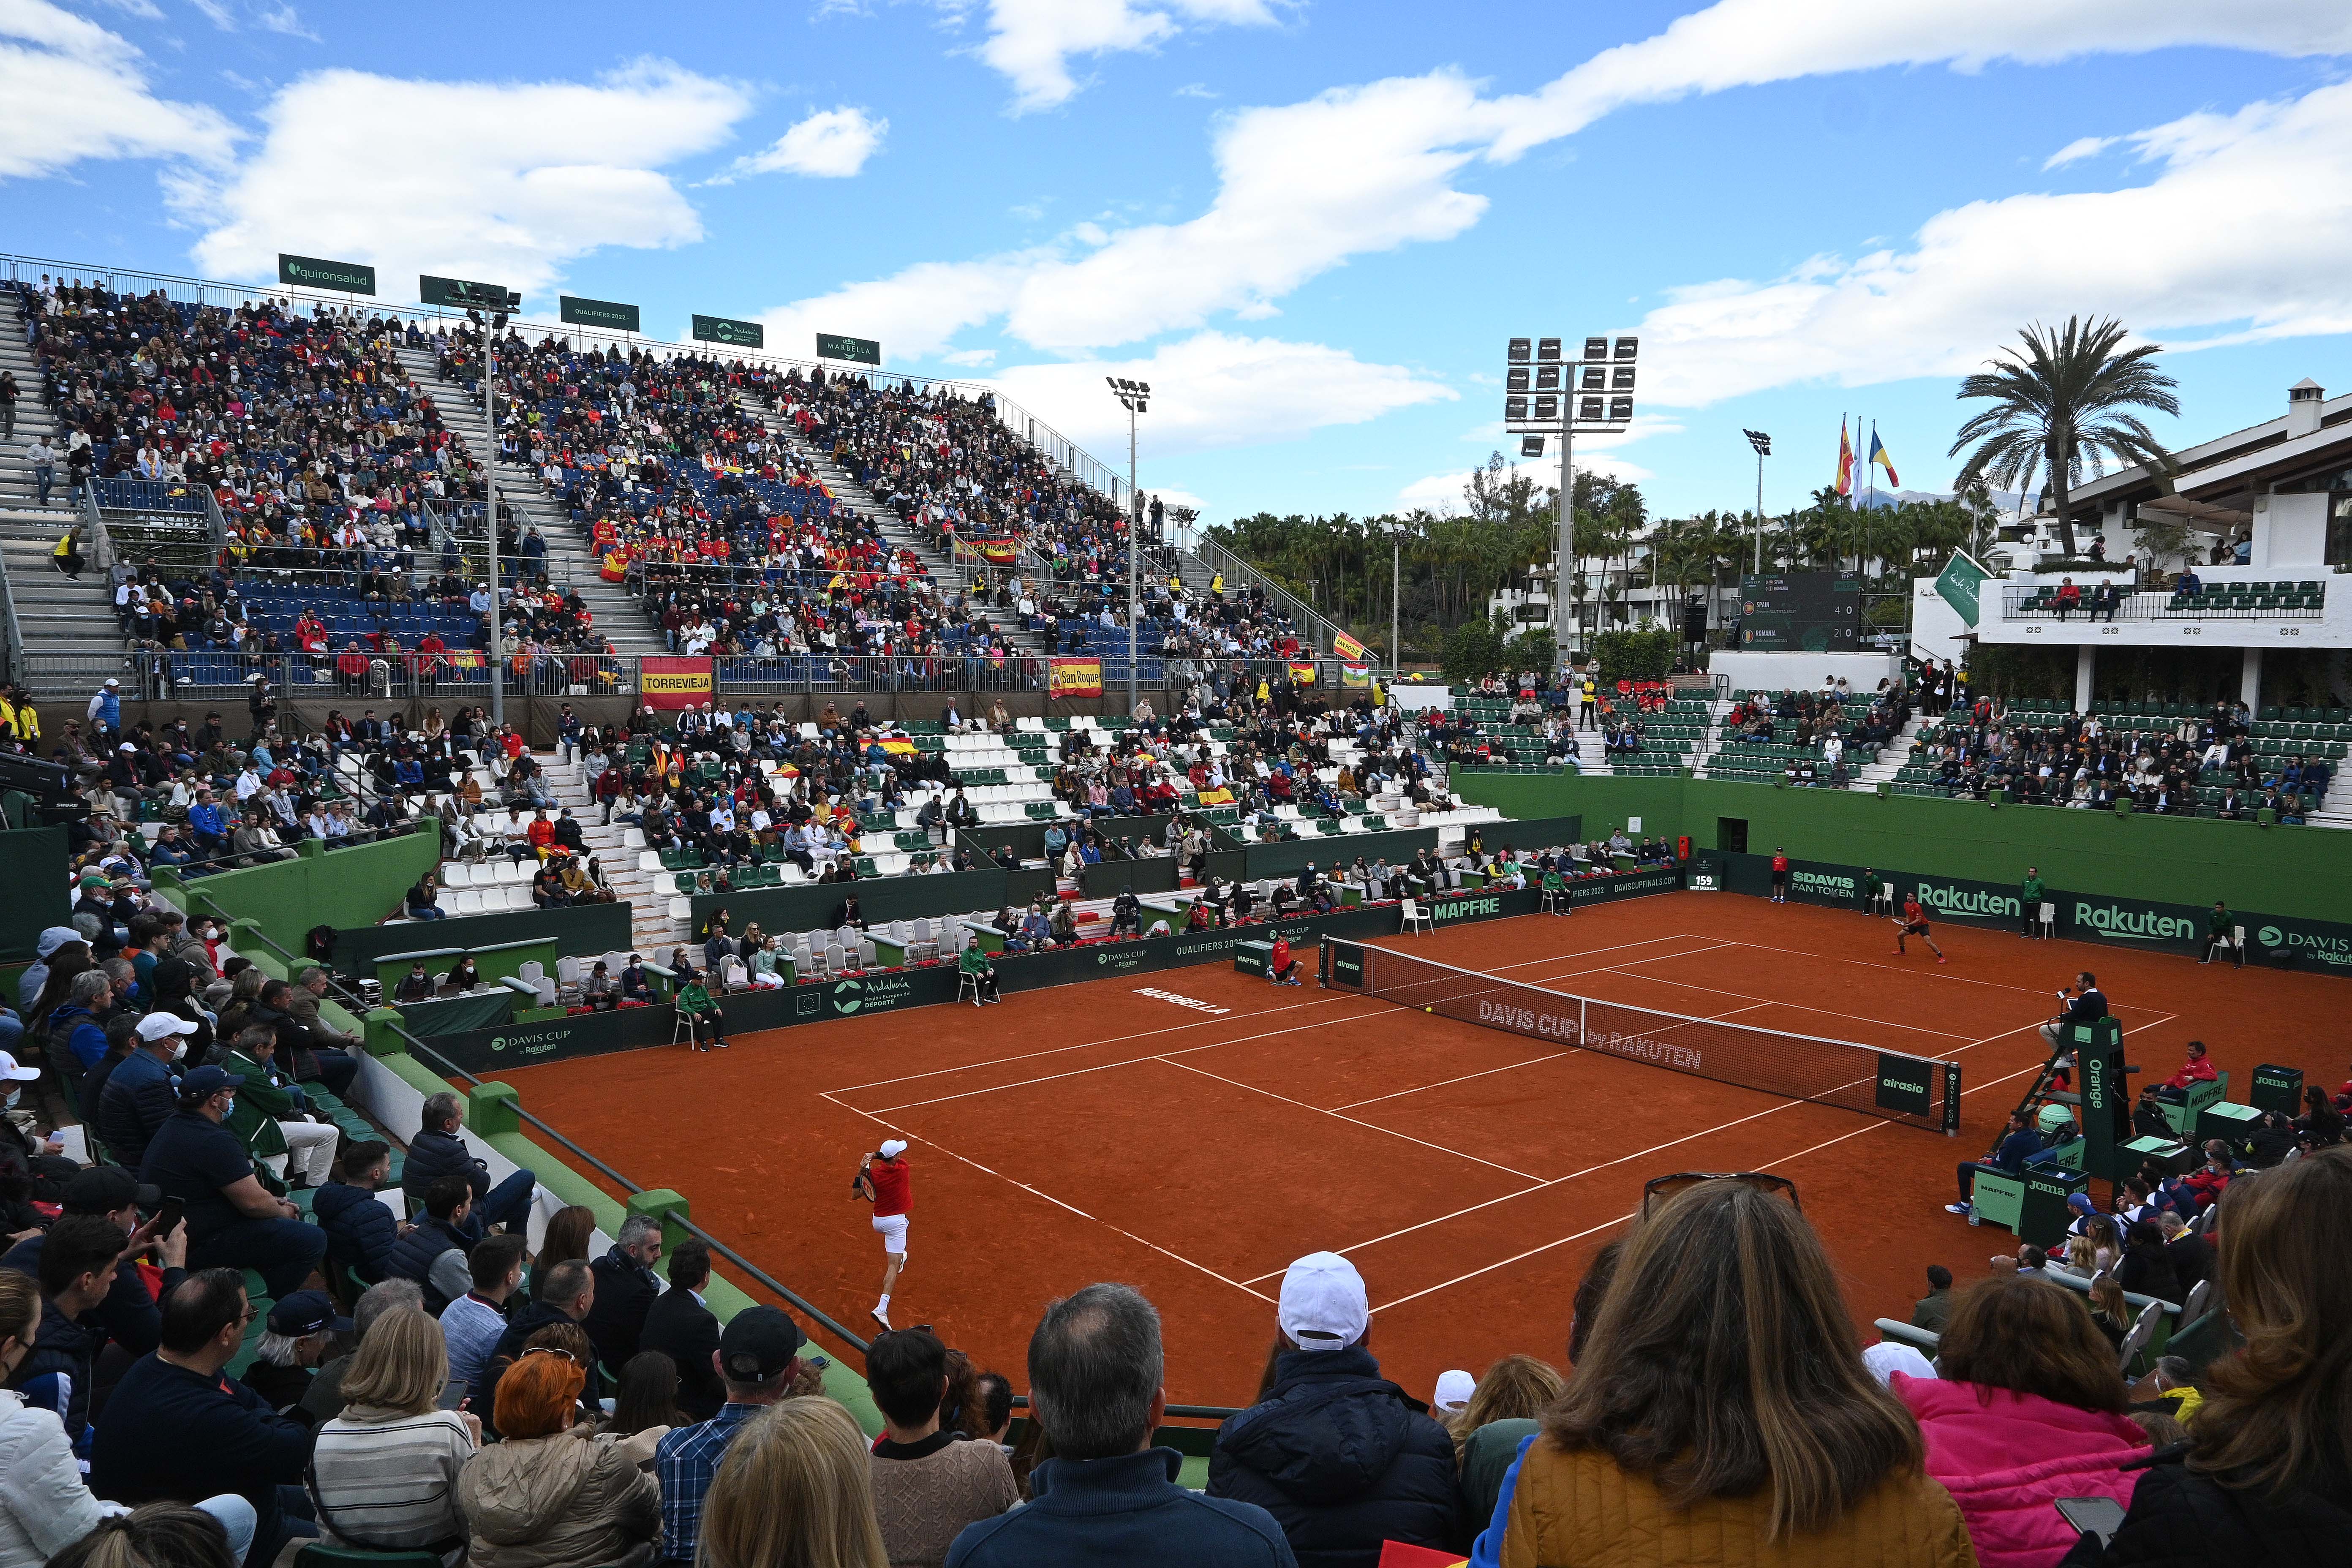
[457,1348,662,1568]
[698,1397,885,1568]
[2093,1146,2352,1563]
[1495,1179,1974,1566]
[1450,1354,1565,1456]
[309,1305,478,1559]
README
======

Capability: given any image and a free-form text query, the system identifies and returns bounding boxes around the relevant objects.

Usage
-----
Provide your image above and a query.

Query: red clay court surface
[493,892,2342,1409]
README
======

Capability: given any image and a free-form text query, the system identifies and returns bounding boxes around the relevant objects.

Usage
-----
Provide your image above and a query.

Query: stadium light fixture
[1743,429,1772,572]
[449,278,520,722]
[1503,331,1639,662]
[1105,378,1154,710]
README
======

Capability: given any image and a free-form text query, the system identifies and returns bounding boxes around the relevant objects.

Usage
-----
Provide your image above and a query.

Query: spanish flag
[873,738,917,756]
[1835,418,1854,498]
[1869,427,1900,487]
[1195,786,1235,806]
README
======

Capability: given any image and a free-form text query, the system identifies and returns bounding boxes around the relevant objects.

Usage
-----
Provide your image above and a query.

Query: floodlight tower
[1105,376,1150,711]
[1503,335,1637,665]
[447,279,521,723]
[1744,429,1772,574]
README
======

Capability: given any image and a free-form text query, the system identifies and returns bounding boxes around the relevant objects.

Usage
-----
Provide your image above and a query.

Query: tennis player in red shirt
[1893,896,1947,964]
[856,1139,912,1329]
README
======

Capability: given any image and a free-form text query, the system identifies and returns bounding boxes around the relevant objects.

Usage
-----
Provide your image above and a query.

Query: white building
[1912,378,2352,710]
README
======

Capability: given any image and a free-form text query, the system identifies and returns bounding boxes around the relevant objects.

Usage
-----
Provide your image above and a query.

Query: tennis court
[491,891,2341,1407]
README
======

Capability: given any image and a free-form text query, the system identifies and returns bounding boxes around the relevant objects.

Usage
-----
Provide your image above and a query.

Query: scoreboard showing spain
[1739,572,1861,651]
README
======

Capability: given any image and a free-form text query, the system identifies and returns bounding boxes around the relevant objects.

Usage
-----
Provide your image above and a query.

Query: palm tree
[1949,316,2179,558]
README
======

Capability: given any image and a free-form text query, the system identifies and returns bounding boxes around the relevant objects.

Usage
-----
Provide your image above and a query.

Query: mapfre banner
[640,656,714,710]
[1048,658,1105,698]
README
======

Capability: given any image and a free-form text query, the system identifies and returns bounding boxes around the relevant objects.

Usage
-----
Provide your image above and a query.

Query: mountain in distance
[1847,486,2039,513]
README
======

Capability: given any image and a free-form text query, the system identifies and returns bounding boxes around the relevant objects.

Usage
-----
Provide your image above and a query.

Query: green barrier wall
[161,826,444,939]
[689,866,1009,937]
[334,902,635,975]
[374,939,563,999]
[1455,771,2352,972]
[0,826,71,962]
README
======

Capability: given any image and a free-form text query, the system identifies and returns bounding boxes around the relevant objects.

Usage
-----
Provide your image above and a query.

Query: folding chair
[2115,1299,2165,1375]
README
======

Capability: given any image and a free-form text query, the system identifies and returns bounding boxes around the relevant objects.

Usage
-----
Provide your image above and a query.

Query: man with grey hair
[584,1212,664,1366]
[398,1088,536,1233]
[945,1284,1295,1567]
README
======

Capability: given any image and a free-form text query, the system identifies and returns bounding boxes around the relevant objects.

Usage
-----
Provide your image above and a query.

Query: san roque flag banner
[1332,629,1368,662]
[1289,661,1318,685]
[640,656,714,710]
[1048,658,1105,698]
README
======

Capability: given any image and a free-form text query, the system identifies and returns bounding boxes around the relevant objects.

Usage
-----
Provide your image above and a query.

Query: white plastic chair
[452,888,484,915]
[1400,896,1430,936]
[669,896,692,922]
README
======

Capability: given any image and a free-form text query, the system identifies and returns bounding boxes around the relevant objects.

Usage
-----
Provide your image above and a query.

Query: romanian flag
[1869,427,1900,487]
[1835,418,1855,498]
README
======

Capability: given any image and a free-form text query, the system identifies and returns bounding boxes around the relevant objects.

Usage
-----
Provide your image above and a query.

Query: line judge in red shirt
[856,1139,912,1330]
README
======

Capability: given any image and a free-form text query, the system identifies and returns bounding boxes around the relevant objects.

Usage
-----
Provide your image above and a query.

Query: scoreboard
[1738,572,1861,652]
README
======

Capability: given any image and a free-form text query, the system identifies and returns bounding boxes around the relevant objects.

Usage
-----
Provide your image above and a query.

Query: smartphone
[2054,1497,2126,1545]
[153,1196,185,1236]
[437,1379,469,1410]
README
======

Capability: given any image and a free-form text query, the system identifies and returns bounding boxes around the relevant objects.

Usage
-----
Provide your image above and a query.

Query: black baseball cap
[717,1305,804,1383]
[267,1289,353,1338]
[63,1166,162,1214]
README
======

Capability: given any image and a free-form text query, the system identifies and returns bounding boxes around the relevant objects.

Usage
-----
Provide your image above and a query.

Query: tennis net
[1320,938,1960,1134]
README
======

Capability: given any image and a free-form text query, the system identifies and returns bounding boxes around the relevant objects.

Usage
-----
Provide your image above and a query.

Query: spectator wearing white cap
[1432,1370,1475,1421]
[856,1140,913,1330]
[1206,1251,1459,1567]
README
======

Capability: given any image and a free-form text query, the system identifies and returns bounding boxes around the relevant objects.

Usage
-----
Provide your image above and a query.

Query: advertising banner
[692,314,764,348]
[560,295,641,332]
[1048,659,1105,698]
[1934,551,1992,628]
[278,253,376,294]
[817,333,882,365]
[640,656,714,710]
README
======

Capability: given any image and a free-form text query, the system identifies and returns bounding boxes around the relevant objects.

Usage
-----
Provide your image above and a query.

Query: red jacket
[2165,1055,2219,1090]
[1896,1374,2147,1568]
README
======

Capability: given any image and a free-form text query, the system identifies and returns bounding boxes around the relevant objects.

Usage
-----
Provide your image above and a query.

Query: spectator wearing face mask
[97,1012,197,1170]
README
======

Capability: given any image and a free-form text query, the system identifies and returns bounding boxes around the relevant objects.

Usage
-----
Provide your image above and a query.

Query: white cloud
[2044,133,2117,168]
[181,60,751,302]
[758,71,1497,356]
[987,331,1455,456]
[1625,79,2352,411]
[0,0,238,180]
[760,0,2352,367]
[963,0,1284,114]
[714,105,886,181]
[1478,0,2352,160]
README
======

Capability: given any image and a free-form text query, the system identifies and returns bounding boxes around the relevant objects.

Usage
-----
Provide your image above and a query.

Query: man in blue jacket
[308,1139,398,1285]
[1949,1109,2048,1218]
[948,1283,1295,1568]
[97,1011,193,1168]
[1205,1252,1459,1567]
[396,1090,535,1231]
[92,1267,317,1568]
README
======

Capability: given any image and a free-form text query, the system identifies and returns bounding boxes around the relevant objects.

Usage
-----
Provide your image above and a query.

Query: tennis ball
[1424,1005,1434,1013]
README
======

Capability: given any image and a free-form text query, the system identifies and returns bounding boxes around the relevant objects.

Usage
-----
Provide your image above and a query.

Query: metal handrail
[191,884,881,1359]
[77,482,113,573]
[1999,583,2325,623]
[0,543,25,687]
[1187,535,1349,655]
[5,252,1119,511]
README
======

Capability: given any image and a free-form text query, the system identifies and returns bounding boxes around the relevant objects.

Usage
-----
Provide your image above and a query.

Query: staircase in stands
[1,308,123,682]
[390,345,667,656]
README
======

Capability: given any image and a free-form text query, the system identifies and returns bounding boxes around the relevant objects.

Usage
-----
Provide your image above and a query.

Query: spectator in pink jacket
[1891,1275,2148,1568]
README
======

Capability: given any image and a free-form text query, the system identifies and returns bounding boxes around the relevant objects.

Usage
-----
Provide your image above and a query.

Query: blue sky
[8,0,2352,527]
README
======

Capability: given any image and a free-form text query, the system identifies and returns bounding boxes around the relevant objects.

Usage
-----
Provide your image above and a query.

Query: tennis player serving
[1893,894,1947,964]
[854,1139,912,1330]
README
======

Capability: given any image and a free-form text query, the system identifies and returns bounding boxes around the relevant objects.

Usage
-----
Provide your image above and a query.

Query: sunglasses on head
[1641,1171,1800,1217]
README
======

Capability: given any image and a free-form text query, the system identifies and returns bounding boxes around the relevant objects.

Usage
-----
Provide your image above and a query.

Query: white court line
[863,1009,1377,1114]
[1263,1011,2051,1289]
[1389,934,1707,974]
[1161,1057,1551,1181]
[1579,968,1977,1040]
[1332,1054,1573,1111]
[827,994,1356,1095]
[1368,1046,2066,1314]
[818,1095,1277,1305]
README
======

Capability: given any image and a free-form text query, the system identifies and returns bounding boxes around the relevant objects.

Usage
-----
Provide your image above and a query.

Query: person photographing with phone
[854,1140,912,1331]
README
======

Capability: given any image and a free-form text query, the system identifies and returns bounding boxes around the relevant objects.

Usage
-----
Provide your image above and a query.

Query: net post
[1943,1060,1963,1136]
[1317,939,1330,988]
